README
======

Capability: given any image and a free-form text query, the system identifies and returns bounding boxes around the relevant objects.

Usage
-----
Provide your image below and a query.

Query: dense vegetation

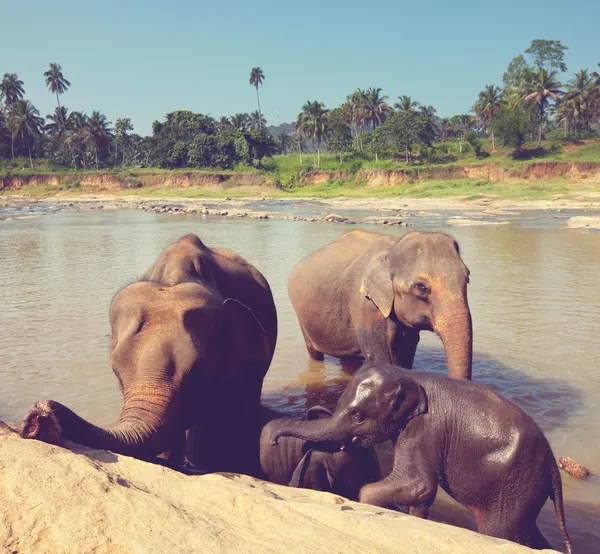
[1,40,599,176]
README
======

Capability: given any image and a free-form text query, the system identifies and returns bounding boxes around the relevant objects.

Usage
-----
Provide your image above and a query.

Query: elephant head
[271,365,427,449]
[361,232,472,380]
[21,294,269,461]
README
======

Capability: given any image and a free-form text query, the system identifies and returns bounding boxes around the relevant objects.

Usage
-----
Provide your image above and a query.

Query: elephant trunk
[434,299,473,380]
[270,414,348,446]
[52,381,179,458]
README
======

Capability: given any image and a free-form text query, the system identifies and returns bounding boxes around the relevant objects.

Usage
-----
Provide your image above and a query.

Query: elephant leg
[300,325,324,361]
[477,508,552,550]
[360,440,437,515]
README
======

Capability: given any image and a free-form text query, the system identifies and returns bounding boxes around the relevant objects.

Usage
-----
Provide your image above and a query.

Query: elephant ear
[220,298,270,375]
[306,406,333,421]
[391,377,428,425]
[360,252,394,318]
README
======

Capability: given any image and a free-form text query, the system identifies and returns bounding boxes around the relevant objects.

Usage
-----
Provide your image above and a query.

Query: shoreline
[2,192,600,229]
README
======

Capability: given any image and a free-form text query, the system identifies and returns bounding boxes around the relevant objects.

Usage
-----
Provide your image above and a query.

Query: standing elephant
[270,363,572,553]
[21,234,278,474]
[259,406,380,500]
[288,230,472,379]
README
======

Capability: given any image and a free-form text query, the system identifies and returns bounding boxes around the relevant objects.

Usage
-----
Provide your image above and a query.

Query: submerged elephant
[21,234,278,474]
[288,230,472,380]
[271,364,572,553]
[259,406,380,499]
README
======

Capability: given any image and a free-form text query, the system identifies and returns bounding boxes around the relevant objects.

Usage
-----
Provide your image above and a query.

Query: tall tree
[84,111,113,169]
[114,118,134,165]
[559,69,600,137]
[249,110,266,131]
[44,63,71,128]
[522,68,563,146]
[8,100,44,166]
[362,87,391,130]
[296,101,329,167]
[525,39,569,73]
[394,95,420,113]
[474,85,502,149]
[0,73,25,112]
[249,67,265,122]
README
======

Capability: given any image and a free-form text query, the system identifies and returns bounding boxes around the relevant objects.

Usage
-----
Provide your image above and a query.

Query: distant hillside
[267,122,295,138]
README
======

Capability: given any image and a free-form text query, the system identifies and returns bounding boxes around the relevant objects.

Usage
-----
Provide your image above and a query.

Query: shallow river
[1,208,599,552]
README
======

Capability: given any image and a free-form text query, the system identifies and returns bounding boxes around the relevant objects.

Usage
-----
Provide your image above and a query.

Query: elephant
[288,230,473,380]
[270,364,572,553]
[20,234,278,475]
[258,406,380,499]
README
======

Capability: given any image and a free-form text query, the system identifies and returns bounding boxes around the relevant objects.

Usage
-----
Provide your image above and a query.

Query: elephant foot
[21,401,62,444]
[306,344,324,361]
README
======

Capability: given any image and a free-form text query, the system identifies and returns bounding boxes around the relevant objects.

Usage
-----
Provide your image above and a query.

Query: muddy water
[0,209,599,552]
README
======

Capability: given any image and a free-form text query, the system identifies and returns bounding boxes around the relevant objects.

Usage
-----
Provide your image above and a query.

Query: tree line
[1,41,599,172]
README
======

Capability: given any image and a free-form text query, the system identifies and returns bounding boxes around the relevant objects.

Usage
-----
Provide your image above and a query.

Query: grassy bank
[2,138,600,202]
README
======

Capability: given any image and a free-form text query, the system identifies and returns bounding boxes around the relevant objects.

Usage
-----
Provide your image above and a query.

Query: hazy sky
[2,0,598,135]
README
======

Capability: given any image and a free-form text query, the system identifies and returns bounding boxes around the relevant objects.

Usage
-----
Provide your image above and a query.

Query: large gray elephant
[288,230,472,379]
[21,234,278,475]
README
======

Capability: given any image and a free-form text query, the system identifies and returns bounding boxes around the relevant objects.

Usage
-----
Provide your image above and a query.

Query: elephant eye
[413,282,430,296]
[351,411,366,424]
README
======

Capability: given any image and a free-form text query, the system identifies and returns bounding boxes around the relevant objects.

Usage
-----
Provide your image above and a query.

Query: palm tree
[297,101,329,167]
[45,106,70,139]
[560,69,600,137]
[250,110,266,132]
[230,113,251,132]
[276,132,293,154]
[217,116,233,131]
[249,67,265,122]
[65,111,89,168]
[8,100,44,166]
[474,85,501,150]
[0,73,25,112]
[362,87,391,130]
[455,114,474,152]
[418,105,440,145]
[83,111,113,169]
[44,63,70,128]
[394,95,420,113]
[522,69,563,147]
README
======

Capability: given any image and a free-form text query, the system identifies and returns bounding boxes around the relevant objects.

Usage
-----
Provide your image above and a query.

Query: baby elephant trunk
[270,415,347,446]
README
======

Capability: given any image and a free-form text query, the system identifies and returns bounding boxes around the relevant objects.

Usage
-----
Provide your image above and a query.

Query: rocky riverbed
[2,193,599,228]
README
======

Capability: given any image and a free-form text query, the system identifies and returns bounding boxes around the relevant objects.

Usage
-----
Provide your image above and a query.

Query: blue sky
[2,0,598,135]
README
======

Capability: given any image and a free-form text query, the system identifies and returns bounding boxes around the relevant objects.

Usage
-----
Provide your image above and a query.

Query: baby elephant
[271,364,572,553]
[261,406,380,499]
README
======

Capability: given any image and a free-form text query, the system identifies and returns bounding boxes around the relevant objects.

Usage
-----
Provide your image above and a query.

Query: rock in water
[0,428,558,553]
[558,456,591,479]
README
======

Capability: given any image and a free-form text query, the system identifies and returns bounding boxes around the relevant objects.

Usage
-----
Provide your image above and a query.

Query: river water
[0,208,599,552]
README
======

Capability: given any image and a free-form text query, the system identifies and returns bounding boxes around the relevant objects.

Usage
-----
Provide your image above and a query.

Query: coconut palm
[522,69,563,146]
[394,95,420,113]
[230,113,251,132]
[249,67,265,121]
[0,73,25,112]
[250,110,266,132]
[217,116,233,131]
[65,111,89,168]
[7,100,44,166]
[347,89,368,151]
[45,106,70,139]
[418,105,441,144]
[44,63,70,128]
[474,85,501,150]
[83,111,113,169]
[276,132,293,154]
[362,87,391,130]
[559,69,600,136]
[297,101,329,167]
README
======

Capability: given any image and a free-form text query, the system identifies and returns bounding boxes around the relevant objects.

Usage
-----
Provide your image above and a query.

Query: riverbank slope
[0,427,558,553]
